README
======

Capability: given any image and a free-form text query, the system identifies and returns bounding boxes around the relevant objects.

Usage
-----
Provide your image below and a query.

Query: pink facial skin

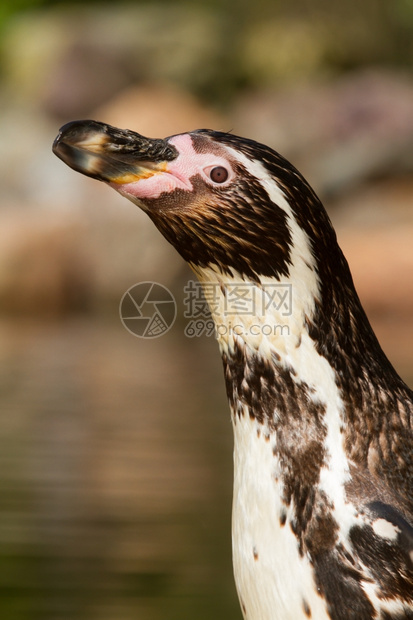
[111,134,234,202]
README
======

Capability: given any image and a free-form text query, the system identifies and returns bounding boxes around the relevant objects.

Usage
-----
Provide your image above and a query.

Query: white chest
[231,413,330,620]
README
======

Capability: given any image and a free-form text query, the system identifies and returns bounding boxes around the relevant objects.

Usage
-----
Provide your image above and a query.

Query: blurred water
[0,317,241,620]
[1,312,412,620]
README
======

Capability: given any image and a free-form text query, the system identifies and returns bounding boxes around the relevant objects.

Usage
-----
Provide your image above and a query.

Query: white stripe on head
[191,147,320,359]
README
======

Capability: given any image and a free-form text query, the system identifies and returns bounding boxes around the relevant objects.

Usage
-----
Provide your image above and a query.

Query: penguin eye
[209,166,229,183]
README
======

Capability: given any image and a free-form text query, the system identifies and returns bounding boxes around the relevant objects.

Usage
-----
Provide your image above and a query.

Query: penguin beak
[52,120,178,184]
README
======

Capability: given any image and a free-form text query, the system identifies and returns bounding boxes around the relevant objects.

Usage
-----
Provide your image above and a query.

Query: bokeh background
[1,1,413,618]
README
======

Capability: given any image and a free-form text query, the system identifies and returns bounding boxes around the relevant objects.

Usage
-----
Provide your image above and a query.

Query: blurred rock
[95,84,227,137]
[333,177,413,317]
[0,189,186,317]
[233,70,413,196]
[0,212,93,316]
[339,225,413,317]
[337,218,413,378]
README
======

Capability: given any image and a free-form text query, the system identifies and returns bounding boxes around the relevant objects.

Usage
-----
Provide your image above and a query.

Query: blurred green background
[1,1,413,619]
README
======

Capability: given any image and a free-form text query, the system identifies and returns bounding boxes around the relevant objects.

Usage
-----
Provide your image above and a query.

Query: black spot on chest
[349,521,413,604]
[314,548,376,620]
[302,598,312,617]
